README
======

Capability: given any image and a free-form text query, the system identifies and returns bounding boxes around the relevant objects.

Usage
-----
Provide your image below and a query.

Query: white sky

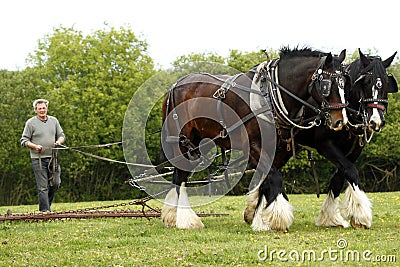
[1,0,398,70]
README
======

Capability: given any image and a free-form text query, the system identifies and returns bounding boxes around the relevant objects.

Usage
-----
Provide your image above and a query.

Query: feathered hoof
[350,219,370,229]
[243,207,254,225]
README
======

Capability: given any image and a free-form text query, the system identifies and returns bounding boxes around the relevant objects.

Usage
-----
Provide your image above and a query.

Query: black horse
[161,47,349,229]
[311,49,397,229]
[245,49,397,230]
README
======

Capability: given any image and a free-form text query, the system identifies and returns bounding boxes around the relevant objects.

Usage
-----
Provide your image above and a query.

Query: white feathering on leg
[161,187,178,227]
[264,194,294,232]
[176,183,204,229]
[251,193,294,232]
[244,186,259,224]
[316,192,349,228]
[341,184,372,228]
[251,195,270,231]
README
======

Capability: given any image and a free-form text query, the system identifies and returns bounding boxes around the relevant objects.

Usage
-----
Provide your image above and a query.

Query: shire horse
[311,49,397,228]
[246,49,397,230]
[161,47,349,230]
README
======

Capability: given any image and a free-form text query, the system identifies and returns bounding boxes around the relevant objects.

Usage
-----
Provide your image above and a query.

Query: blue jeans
[31,157,61,212]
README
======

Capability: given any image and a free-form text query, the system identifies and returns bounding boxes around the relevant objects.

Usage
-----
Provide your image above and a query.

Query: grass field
[1,192,399,266]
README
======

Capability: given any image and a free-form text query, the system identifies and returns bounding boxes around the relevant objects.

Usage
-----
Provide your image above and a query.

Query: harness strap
[308,150,320,198]
[263,68,322,116]
[261,63,322,131]
[49,147,57,186]
[214,74,242,138]
[225,106,272,134]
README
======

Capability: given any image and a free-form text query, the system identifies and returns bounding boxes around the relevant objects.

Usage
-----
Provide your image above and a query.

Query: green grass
[1,192,399,266]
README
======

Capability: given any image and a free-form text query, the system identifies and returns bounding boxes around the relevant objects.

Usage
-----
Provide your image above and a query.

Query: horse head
[307,50,349,131]
[347,49,398,132]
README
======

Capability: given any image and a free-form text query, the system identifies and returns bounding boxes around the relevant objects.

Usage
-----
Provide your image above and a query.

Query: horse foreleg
[316,142,371,228]
[341,182,372,229]
[316,170,349,228]
[251,168,293,232]
[332,163,372,229]
[316,191,350,228]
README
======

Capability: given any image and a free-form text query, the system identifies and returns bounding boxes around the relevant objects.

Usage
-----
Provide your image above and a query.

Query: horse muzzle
[324,103,348,131]
[368,118,385,132]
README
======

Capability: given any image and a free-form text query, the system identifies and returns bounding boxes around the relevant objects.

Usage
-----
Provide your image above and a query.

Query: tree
[0,68,44,205]
[23,25,155,202]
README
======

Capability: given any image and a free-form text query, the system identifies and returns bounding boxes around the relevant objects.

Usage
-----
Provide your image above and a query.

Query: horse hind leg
[243,146,276,226]
[161,186,179,227]
[341,182,372,229]
[161,168,185,228]
[175,182,204,229]
[161,169,204,229]
[243,170,264,225]
[161,182,204,229]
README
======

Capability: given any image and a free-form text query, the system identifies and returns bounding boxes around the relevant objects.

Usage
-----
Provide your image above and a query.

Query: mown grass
[1,192,399,266]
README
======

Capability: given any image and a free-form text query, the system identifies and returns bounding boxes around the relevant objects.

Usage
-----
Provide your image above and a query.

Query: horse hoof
[350,219,369,229]
[243,209,254,224]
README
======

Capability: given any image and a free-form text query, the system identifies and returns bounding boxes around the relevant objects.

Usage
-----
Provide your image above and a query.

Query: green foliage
[227,49,278,72]
[0,69,43,205]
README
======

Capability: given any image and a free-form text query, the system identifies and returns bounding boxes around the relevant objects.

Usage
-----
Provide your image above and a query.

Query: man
[20,99,65,212]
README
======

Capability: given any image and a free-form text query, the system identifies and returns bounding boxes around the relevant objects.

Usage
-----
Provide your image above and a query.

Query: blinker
[376,78,382,89]
[337,76,345,89]
[320,79,331,97]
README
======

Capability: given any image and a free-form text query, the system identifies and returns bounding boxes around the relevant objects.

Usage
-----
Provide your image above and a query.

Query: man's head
[33,99,49,119]
[33,99,49,111]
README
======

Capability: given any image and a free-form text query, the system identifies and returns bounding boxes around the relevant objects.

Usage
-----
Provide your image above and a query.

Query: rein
[55,144,155,168]
[259,62,323,130]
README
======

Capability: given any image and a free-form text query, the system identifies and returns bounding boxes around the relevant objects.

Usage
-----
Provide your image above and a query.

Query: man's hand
[35,144,42,152]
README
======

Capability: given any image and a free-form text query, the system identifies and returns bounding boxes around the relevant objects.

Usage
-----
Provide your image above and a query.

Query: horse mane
[348,55,387,82]
[279,46,328,59]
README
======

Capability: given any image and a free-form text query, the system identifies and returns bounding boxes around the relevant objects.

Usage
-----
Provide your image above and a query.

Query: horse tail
[160,79,181,165]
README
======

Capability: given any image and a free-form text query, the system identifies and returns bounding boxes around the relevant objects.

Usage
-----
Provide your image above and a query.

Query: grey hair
[33,99,49,111]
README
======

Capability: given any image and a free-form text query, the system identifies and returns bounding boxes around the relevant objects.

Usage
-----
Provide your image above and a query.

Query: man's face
[35,103,48,119]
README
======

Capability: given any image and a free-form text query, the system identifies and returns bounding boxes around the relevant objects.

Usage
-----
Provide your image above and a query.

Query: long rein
[52,67,330,187]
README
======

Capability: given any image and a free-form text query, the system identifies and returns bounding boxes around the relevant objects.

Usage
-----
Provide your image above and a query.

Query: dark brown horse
[245,49,397,231]
[161,47,348,229]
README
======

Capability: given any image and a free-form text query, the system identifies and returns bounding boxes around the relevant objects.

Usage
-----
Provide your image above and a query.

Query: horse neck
[277,58,316,117]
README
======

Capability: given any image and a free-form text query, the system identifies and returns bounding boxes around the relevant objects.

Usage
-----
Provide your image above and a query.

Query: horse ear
[338,49,346,63]
[344,74,352,94]
[387,74,398,93]
[358,48,370,67]
[383,52,397,68]
[326,53,333,64]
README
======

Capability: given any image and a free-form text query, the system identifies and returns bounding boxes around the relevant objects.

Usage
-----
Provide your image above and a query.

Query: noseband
[357,75,388,111]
